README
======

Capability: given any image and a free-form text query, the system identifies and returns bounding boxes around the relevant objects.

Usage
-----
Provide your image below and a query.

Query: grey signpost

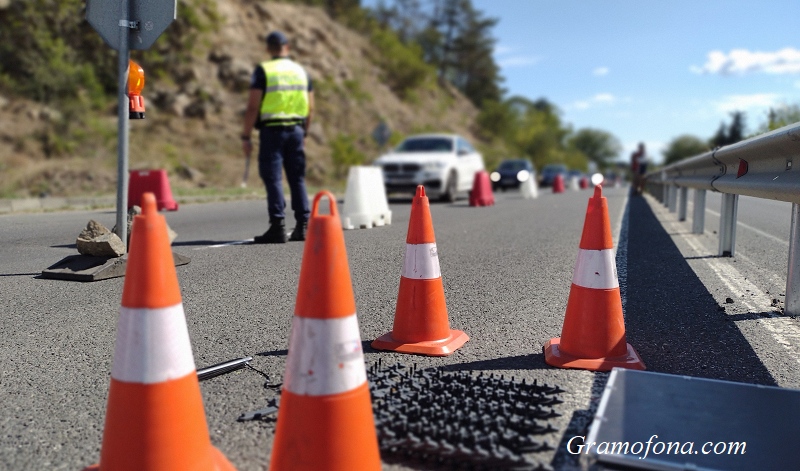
[86,0,176,252]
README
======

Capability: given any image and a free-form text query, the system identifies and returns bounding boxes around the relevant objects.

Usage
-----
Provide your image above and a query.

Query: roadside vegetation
[662,105,800,166]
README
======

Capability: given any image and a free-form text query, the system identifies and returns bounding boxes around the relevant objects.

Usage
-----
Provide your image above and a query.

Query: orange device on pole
[129,60,145,119]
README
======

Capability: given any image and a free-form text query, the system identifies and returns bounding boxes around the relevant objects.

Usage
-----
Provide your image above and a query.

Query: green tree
[663,135,709,165]
[762,104,800,132]
[567,128,622,169]
[710,111,746,148]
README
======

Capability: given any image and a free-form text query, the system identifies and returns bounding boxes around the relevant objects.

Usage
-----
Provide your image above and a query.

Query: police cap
[266,31,288,47]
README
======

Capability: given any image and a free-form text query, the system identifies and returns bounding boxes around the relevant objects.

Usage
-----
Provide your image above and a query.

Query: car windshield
[396,137,453,153]
[542,165,567,174]
[499,161,527,171]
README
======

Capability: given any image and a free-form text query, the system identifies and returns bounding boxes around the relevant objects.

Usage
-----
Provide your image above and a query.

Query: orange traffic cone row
[372,185,469,356]
[84,193,236,471]
[269,191,381,471]
[469,170,495,207]
[544,185,645,371]
[552,174,565,193]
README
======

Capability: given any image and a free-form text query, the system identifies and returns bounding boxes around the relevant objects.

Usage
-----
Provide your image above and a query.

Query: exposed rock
[0,0,10,9]
[176,164,204,182]
[77,220,125,257]
[218,58,253,92]
[172,93,192,117]
[39,106,62,122]
[77,233,126,258]
[79,219,111,240]
[308,122,325,144]
[0,95,9,110]
[184,99,211,119]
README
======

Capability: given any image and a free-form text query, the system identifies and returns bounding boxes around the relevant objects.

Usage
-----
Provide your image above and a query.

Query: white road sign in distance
[86,0,177,51]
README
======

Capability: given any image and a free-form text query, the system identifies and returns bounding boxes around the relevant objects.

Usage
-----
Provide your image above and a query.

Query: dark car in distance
[539,164,568,187]
[489,159,536,191]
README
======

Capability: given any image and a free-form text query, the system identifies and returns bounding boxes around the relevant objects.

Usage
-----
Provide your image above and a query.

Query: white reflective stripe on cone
[284,314,367,396]
[572,248,619,289]
[401,243,441,279]
[111,304,196,384]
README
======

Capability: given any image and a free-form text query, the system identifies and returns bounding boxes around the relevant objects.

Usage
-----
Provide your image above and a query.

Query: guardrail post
[678,187,688,221]
[786,204,800,316]
[718,193,738,257]
[662,183,669,206]
[692,189,706,234]
[668,185,678,213]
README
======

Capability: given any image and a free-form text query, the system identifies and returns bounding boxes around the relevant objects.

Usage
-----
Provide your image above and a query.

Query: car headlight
[490,172,501,182]
[423,162,446,171]
[517,170,529,182]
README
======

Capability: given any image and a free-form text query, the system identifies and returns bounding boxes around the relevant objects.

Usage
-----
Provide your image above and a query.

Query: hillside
[0,0,480,198]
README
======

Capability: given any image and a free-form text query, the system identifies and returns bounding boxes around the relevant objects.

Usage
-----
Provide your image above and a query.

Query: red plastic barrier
[128,170,178,211]
[553,174,565,193]
[469,171,495,207]
[579,176,589,189]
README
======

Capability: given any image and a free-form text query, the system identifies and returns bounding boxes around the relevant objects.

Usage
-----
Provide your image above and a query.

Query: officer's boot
[289,220,308,242]
[254,217,287,244]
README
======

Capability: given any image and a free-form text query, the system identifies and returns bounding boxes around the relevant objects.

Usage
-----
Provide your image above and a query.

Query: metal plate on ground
[41,252,189,282]
[585,368,799,471]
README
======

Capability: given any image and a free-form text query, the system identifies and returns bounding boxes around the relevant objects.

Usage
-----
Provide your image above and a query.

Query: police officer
[241,31,314,243]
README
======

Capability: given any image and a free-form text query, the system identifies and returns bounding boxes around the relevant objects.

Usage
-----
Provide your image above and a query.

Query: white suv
[373,134,485,202]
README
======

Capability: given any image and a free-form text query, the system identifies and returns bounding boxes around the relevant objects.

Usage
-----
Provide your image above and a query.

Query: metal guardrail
[645,122,800,316]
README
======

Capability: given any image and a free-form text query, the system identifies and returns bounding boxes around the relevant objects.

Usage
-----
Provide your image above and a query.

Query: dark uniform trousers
[258,124,310,223]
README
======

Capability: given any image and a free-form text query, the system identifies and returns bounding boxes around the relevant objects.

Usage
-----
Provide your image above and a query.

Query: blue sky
[365,0,800,163]
[473,0,800,163]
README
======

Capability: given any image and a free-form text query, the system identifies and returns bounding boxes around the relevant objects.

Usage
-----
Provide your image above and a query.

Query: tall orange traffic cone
[269,191,381,471]
[84,193,236,471]
[544,185,645,371]
[372,185,469,356]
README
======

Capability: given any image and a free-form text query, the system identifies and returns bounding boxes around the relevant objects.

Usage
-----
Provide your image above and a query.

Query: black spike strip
[368,362,563,471]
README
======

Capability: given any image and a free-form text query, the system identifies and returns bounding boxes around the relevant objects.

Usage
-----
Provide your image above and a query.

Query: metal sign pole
[116,0,130,252]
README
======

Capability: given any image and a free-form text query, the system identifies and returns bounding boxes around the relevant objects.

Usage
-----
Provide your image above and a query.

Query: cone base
[371,329,469,356]
[82,446,237,471]
[469,199,494,207]
[544,337,645,372]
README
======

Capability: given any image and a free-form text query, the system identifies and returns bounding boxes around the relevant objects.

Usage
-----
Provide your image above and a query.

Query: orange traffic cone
[372,185,469,356]
[552,174,565,193]
[269,191,381,471]
[544,185,645,371]
[84,193,236,471]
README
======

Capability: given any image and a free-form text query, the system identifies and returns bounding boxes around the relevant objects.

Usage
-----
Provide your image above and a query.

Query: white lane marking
[613,191,630,247]
[572,248,619,289]
[284,314,367,396]
[112,304,196,383]
[687,200,789,246]
[401,243,441,279]
[194,239,254,250]
[655,198,800,369]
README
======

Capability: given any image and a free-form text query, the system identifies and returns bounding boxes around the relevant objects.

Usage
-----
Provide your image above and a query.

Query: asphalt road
[1,184,799,471]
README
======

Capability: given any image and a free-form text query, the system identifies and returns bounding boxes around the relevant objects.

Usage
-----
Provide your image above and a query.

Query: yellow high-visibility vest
[259,58,309,126]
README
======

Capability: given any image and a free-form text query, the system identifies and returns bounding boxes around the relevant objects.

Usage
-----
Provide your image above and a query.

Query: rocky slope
[0,0,479,198]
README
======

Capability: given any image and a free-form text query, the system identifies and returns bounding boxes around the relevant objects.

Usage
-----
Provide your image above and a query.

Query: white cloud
[568,93,616,111]
[715,93,780,112]
[498,56,540,68]
[494,45,512,55]
[593,67,609,76]
[692,47,800,75]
